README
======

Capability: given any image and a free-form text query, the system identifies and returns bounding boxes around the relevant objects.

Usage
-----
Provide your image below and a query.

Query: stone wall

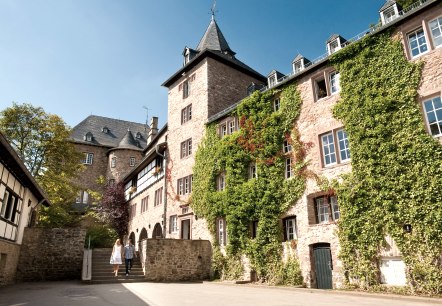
[141,239,212,281]
[0,240,21,286]
[16,227,86,281]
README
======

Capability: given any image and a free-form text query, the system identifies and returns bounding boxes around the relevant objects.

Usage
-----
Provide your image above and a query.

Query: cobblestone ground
[0,281,441,306]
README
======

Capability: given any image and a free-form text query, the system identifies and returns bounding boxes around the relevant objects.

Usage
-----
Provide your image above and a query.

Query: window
[154,187,163,206]
[249,163,257,179]
[82,153,94,165]
[221,124,227,136]
[283,140,292,153]
[285,158,293,179]
[217,217,227,246]
[321,129,350,167]
[108,179,115,187]
[423,96,442,136]
[408,28,428,58]
[273,98,280,112]
[102,127,109,134]
[321,132,336,166]
[268,74,277,87]
[1,189,19,223]
[169,215,178,233]
[180,138,192,158]
[283,217,297,241]
[111,157,116,168]
[293,60,303,74]
[177,175,193,195]
[329,71,340,94]
[429,16,442,48]
[328,39,340,55]
[382,6,398,24]
[314,77,327,100]
[141,196,148,213]
[75,191,89,204]
[337,129,350,162]
[228,120,236,134]
[135,132,142,139]
[315,195,339,224]
[130,157,136,167]
[217,173,226,191]
[181,104,192,124]
[183,80,190,98]
[84,132,93,142]
[250,221,258,238]
[130,203,137,219]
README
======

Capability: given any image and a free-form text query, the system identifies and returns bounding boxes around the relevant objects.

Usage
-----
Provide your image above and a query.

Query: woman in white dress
[110,239,124,276]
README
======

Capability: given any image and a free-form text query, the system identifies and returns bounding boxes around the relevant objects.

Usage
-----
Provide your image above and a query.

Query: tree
[95,182,129,238]
[0,102,84,226]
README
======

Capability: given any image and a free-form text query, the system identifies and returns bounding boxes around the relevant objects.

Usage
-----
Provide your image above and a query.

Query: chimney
[148,117,159,144]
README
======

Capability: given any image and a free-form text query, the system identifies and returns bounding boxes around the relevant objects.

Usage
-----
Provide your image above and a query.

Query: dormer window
[183,47,198,66]
[380,1,402,25]
[268,74,277,87]
[327,35,347,55]
[102,127,109,134]
[135,132,142,139]
[292,55,310,74]
[84,132,93,142]
[267,70,285,88]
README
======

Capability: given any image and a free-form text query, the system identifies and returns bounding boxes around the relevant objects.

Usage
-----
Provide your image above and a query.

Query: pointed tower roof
[196,17,235,55]
[116,129,142,151]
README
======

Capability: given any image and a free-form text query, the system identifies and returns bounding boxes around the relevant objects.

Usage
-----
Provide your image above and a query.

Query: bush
[84,224,118,248]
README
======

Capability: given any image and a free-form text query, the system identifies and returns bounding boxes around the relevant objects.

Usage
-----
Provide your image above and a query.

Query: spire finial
[210,0,217,20]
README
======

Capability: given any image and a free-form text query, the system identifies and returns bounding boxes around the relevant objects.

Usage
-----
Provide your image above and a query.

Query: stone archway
[152,223,163,239]
[139,228,148,241]
[129,231,136,245]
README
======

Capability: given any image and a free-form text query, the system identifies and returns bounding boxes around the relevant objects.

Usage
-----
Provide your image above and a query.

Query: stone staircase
[88,248,146,284]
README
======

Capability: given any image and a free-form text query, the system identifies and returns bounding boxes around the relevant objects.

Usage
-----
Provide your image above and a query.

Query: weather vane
[142,106,150,131]
[210,0,217,19]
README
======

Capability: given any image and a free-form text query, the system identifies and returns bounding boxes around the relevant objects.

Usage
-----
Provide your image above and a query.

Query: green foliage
[193,85,306,283]
[38,203,80,228]
[0,102,84,227]
[268,253,304,286]
[331,31,442,294]
[84,224,118,248]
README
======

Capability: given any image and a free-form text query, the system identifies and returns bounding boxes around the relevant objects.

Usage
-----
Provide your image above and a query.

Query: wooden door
[313,245,333,289]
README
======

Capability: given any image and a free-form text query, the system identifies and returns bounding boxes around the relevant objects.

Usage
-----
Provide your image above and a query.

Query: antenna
[142,106,150,131]
[210,0,217,19]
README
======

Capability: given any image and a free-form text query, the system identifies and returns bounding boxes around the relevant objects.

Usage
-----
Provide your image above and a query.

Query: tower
[162,16,266,240]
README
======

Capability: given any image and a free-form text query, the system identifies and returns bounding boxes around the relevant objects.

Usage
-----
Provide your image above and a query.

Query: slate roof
[162,18,266,87]
[0,132,50,206]
[380,0,398,11]
[196,17,235,55]
[71,115,148,149]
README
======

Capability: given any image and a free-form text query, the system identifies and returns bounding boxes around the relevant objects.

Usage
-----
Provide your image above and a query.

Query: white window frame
[218,218,226,246]
[329,71,340,94]
[273,98,280,111]
[429,16,442,48]
[111,157,116,168]
[285,217,297,241]
[315,195,339,224]
[293,60,303,74]
[249,162,257,179]
[268,74,277,87]
[337,129,350,162]
[423,96,442,137]
[321,132,337,166]
[130,157,136,167]
[285,158,293,179]
[217,173,226,191]
[170,215,178,233]
[407,27,429,58]
[283,140,292,153]
[82,153,94,165]
[228,120,235,134]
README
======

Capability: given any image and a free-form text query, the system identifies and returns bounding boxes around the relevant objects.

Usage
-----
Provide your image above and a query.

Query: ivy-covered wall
[331,31,442,294]
[192,85,305,284]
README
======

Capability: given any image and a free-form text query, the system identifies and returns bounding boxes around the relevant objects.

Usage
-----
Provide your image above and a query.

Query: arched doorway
[129,232,136,245]
[152,223,163,239]
[139,228,148,241]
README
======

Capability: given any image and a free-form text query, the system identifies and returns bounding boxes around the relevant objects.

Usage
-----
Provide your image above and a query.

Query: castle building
[79,0,442,289]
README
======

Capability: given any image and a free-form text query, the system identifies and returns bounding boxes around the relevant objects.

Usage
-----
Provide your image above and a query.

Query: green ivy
[331,31,442,294]
[192,85,305,283]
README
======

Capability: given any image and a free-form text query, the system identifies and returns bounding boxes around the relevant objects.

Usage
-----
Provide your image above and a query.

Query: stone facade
[16,227,86,281]
[0,240,20,286]
[141,239,211,281]
[107,148,144,182]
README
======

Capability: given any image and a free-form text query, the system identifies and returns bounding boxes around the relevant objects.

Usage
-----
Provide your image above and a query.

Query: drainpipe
[156,143,168,238]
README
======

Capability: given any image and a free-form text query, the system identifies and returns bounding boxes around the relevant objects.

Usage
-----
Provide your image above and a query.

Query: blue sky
[0,0,386,129]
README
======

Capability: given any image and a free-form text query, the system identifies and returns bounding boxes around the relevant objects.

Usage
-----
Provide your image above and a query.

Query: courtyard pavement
[0,280,441,306]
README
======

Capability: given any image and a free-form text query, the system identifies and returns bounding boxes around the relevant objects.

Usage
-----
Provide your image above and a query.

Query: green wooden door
[313,245,333,289]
